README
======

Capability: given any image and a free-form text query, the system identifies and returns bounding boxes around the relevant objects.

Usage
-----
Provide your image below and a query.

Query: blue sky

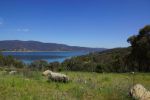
[0,0,150,48]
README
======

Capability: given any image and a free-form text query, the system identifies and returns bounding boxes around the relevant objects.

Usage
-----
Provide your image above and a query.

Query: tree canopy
[127,25,150,71]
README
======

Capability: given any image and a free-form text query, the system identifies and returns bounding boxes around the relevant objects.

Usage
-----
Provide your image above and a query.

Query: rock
[43,70,69,83]
[42,70,52,76]
[141,91,150,100]
[48,72,69,82]
[9,71,17,75]
[130,84,150,100]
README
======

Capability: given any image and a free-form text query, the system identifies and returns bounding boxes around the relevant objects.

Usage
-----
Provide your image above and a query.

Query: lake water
[2,51,88,64]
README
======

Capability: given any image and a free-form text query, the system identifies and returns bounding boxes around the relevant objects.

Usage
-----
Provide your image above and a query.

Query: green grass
[0,71,150,100]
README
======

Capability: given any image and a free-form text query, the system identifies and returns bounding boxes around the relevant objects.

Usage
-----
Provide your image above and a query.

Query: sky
[0,0,150,48]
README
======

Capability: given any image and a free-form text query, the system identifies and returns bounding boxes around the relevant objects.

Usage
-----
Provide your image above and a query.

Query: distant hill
[0,40,106,52]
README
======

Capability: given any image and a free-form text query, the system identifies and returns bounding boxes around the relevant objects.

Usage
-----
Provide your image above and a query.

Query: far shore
[1,51,86,52]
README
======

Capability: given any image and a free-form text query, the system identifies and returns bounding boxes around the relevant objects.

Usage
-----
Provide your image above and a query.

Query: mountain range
[0,40,106,52]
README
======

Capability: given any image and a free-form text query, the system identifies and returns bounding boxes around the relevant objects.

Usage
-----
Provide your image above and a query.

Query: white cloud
[17,28,30,32]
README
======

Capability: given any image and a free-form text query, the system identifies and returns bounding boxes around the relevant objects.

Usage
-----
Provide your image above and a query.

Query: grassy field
[0,70,150,100]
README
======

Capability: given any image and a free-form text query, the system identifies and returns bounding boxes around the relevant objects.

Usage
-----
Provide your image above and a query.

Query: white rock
[9,71,17,75]
[42,70,69,82]
[42,70,52,76]
[130,84,150,100]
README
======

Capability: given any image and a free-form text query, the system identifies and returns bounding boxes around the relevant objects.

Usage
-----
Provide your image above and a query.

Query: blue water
[2,51,88,64]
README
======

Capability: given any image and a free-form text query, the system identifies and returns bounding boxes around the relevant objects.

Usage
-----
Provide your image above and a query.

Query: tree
[47,62,60,71]
[127,25,150,71]
[29,60,48,71]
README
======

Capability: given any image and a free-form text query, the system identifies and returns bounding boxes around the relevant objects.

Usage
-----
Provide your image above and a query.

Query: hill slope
[0,40,105,52]
[61,47,131,72]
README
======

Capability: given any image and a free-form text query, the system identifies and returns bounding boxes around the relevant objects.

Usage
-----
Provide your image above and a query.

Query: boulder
[9,71,17,75]
[130,84,150,100]
[43,70,69,82]
[42,70,52,76]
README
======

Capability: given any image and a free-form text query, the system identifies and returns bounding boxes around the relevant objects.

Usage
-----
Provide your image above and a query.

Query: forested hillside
[61,25,150,72]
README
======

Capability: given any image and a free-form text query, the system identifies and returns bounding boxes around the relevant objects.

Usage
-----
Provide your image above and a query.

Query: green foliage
[47,61,61,71]
[29,60,49,71]
[0,53,24,69]
[62,48,130,72]
[95,64,103,73]
[127,25,150,71]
